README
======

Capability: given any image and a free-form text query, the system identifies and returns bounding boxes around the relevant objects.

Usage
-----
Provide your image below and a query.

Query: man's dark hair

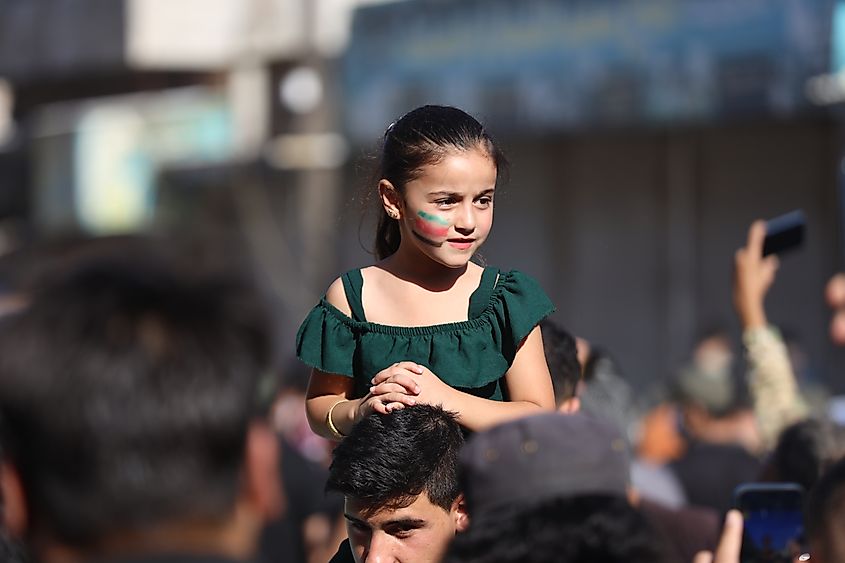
[540,319,580,404]
[444,495,667,563]
[0,237,274,548]
[326,405,464,514]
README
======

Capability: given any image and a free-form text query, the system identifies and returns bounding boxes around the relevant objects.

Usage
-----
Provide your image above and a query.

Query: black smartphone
[762,210,805,257]
[734,483,808,563]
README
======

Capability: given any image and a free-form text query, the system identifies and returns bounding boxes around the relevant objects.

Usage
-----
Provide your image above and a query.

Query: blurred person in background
[325,404,467,563]
[758,418,845,493]
[273,359,334,466]
[669,219,809,515]
[445,412,668,563]
[710,249,845,563]
[298,105,556,441]
[260,359,344,563]
[544,316,690,509]
[826,273,845,345]
[543,319,718,562]
[0,237,282,563]
[734,220,808,452]
[780,329,828,416]
[578,343,640,447]
[697,455,845,563]
[669,349,762,515]
[637,326,736,473]
[539,318,582,414]
[543,317,688,506]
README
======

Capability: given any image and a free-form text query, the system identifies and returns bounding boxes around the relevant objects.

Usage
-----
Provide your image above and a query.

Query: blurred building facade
[1,0,845,390]
[0,0,387,347]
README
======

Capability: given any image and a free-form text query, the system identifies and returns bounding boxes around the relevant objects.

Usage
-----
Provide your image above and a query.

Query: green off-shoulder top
[296,267,555,401]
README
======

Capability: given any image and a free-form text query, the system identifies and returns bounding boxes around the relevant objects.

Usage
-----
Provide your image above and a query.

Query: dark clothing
[640,498,720,563]
[328,539,355,563]
[0,534,25,563]
[670,441,762,515]
[259,439,342,563]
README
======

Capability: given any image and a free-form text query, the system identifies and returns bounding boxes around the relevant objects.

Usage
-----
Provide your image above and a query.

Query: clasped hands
[355,361,449,420]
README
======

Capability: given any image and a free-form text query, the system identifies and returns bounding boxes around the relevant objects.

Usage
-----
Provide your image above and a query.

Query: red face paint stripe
[413,217,450,238]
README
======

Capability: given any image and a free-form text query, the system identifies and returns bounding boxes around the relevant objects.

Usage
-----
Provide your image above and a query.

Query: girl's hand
[358,362,424,418]
[412,366,453,406]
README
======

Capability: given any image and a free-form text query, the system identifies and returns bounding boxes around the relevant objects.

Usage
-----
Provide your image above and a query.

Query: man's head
[448,413,664,563]
[458,412,629,517]
[540,319,581,412]
[444,494,663,563]
[326,405,467,563]
[0,237,280,560]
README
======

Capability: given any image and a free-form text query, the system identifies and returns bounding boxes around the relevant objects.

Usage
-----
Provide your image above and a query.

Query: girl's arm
[305,364,422,440]
[305,279,421,439]
[372,325,556,432]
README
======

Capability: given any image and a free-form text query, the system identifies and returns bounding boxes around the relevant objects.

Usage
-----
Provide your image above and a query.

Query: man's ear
[243,422,284,521]
[378,180,403,220]
[1,462,27,538]
[451,494,469,533]
[557,397,580,414]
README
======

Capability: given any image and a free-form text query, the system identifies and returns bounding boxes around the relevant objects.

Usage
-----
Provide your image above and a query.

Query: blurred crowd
[0,218,844,563]
[2,0,845,561]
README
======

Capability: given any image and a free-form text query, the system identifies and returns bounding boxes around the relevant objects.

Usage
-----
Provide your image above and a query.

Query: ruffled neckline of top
[315,268,516,336]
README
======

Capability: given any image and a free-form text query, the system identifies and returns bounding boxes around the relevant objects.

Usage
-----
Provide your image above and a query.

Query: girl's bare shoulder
[360,264,401,288]
[324,277,352,317]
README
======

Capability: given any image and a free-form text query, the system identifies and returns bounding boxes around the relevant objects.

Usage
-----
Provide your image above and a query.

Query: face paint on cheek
[414,211,450,238]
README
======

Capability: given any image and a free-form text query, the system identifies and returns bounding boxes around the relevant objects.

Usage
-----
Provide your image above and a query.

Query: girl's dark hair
[373,105,507,260]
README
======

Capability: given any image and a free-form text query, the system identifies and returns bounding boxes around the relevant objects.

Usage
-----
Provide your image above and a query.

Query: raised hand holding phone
[734,221,780,330]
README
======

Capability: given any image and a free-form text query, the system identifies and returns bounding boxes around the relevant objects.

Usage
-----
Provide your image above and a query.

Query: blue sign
[343,0,834,142]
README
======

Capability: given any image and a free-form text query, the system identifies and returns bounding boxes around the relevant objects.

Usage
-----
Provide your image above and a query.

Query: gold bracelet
[326,399,348,441]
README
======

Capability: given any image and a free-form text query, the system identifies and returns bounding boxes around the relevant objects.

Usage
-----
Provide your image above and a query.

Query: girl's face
[393,148,497,269]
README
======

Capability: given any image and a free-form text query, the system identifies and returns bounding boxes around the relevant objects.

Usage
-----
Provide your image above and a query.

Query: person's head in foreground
[445,412,666,563]
[326,404,467,563]
[0,237,281,563]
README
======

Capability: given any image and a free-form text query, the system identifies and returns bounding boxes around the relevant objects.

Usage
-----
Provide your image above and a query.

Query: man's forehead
[345,494,443,524]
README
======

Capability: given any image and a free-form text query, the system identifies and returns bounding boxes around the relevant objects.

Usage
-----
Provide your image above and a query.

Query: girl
[297,105,556,440]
